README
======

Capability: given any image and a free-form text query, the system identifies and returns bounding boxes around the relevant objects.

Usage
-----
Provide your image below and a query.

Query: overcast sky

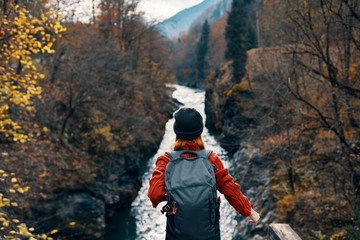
[138,0,204,21]
[54,0,204,23]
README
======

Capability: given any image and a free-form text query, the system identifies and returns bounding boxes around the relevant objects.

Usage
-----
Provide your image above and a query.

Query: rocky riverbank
[231,146,275,240]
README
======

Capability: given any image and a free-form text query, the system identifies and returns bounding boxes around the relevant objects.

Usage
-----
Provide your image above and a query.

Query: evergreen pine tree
[225,0,256,83]
[196,20,210,84]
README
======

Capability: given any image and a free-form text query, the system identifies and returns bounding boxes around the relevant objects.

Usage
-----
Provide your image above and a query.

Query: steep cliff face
[231,146,276,240]
[204,64,232,137]
[205,62,259,154]
[204,49,277,239]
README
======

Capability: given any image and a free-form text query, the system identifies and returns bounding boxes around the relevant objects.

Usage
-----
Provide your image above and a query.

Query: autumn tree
[279,0,360,160]
[0,0,175,238]
[171,24,203,87]
[98,0,139,49]
[0,1,66,143]
[38,0,174,156]
[251,0,360,238]
[0,1,70,238]
[207,15,227,70]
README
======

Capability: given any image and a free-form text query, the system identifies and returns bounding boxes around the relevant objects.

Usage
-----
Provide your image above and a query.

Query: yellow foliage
[226,81,255,97]
[330,230,346,240]
[94,125,113,143]
[0,6,66,143]
[17,188,25,194]
[277,194,296,214]
[0,166,50,239]
[18,224,33,236]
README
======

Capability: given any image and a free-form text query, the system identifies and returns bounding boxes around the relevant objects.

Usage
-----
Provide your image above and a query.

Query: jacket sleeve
[147,153,171,208]
[209,152,252,217]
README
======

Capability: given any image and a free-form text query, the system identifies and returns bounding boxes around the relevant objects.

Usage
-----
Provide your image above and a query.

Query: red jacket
[147,142,252,217]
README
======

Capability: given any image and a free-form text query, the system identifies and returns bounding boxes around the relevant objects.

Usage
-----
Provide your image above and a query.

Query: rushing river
[106,85,238,240]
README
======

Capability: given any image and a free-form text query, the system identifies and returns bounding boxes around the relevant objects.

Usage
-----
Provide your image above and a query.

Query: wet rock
[231,147,275,239]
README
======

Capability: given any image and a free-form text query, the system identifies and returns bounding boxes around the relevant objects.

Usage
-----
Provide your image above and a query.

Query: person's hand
[249,208,260,225]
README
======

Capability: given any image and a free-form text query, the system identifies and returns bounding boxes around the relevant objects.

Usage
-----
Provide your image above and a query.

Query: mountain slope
[191,0,232,29]
[156,0,225,39]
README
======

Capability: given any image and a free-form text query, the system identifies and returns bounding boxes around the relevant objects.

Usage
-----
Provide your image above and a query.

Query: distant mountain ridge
[191,0,232,28]
[156,0,232,39]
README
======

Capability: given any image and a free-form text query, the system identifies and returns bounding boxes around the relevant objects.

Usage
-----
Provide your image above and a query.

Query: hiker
[148,107,260,239]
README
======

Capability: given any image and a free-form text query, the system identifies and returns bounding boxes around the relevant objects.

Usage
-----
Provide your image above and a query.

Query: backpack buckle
[171,201,177,214]
[161,204,170,215]
[161,201,177,216]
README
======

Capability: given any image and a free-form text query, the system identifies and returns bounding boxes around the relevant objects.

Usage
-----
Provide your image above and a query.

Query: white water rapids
[106,85,239,239]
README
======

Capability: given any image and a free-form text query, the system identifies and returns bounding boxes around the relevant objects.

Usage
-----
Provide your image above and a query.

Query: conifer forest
[0,0,359,239]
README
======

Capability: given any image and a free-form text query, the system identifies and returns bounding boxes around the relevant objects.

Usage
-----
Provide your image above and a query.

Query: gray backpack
[164,149,221,240]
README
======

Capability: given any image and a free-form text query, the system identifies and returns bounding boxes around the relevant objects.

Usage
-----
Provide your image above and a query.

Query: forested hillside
[0,0,175,239]
[171,14,228,88]
[203,0,360,239]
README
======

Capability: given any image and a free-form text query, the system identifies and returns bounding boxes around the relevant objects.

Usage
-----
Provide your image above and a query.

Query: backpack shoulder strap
[166,149,212,161]
[165,151,183,160]
[195,149,213,159]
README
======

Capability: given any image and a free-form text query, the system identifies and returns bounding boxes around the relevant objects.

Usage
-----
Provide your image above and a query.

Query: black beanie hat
[173,107,203,140]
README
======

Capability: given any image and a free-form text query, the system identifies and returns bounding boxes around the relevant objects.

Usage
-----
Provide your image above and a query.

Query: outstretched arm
[208,152,252,217]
